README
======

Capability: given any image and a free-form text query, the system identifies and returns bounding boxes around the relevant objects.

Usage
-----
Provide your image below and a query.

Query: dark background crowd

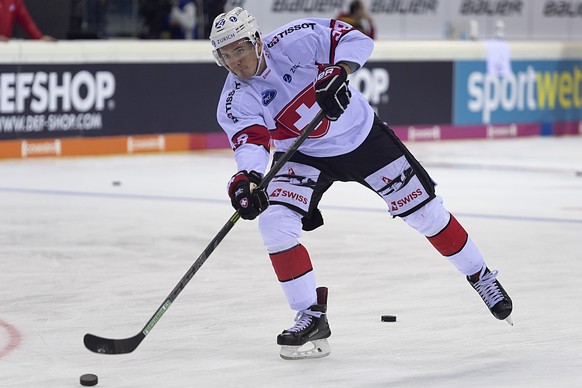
[4,0,233,41]
[3,0,372,42]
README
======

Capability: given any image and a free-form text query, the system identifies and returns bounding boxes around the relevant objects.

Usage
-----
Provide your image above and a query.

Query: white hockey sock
[404,197,485,277]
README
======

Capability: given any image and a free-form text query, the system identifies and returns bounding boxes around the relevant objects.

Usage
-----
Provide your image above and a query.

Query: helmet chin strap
[253,40,264,77]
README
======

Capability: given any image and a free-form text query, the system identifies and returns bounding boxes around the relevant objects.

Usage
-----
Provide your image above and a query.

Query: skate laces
[286,309,323,333]
[472,269,504,308]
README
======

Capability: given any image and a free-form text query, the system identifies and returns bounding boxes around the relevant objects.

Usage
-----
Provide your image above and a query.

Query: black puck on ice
[381,315,397,322]
[80,374,98,386]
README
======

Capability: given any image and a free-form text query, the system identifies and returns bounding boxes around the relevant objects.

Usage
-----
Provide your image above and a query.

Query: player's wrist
[335,63,351,75]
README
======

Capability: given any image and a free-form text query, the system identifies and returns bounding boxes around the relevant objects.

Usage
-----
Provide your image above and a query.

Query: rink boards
[0,40,581,159]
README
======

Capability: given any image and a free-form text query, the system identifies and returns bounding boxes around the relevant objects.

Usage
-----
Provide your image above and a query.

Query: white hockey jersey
[216,18,375,175]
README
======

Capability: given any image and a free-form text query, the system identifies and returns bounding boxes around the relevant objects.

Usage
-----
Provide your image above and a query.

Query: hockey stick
[84,109,326,355]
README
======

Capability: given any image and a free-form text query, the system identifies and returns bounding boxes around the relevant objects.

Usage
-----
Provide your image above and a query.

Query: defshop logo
[391,188,423,211]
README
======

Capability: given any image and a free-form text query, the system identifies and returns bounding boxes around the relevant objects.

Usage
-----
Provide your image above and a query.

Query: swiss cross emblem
[275,85,330,138]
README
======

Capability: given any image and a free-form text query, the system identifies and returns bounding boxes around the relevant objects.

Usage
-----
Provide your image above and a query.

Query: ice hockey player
[209,7,513,360]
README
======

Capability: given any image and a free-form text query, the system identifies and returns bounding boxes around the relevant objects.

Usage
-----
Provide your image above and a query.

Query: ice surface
[1,137,581,387]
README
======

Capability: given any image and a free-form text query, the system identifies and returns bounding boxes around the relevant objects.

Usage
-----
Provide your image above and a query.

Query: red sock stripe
[269,244,313,282]
[426,214,468,257]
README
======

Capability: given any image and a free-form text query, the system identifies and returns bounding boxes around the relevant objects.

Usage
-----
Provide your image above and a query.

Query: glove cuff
[315,64,348,85]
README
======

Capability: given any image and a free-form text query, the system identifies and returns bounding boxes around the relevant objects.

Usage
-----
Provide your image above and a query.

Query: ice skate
[277,287,331,360]
[468,266,513,325]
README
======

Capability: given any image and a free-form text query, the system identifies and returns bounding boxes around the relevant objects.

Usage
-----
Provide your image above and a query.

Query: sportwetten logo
[270,188,308,205]
[390,188,423,212]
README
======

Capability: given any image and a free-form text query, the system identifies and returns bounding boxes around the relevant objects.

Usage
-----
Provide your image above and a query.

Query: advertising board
[454,59,582,125]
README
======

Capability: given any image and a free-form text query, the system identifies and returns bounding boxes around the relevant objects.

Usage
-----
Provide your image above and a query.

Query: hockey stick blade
[83,110,325,355]
[84,332,144,355]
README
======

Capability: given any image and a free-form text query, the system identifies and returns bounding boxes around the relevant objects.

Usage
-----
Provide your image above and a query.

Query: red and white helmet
[210,7,261,68]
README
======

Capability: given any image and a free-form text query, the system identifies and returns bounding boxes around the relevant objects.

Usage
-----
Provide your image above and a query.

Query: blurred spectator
[139,0,197,40]
[203,0,225,38]
[168,0,197,39]
[87,0,109,38]
[139,0,173,39]
[0,0,56,41]
[336,0,375,39]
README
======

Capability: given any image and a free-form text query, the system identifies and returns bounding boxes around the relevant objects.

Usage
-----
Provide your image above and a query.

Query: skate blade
[279,339,331,360]
[504,315,513,326]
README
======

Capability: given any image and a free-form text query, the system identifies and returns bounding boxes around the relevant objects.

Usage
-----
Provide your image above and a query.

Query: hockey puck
[112,181,121,186]
[80,374,98,386]
[381,315,397,322]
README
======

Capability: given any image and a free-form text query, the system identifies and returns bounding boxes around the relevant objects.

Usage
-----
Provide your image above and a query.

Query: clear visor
[213,39,257,70]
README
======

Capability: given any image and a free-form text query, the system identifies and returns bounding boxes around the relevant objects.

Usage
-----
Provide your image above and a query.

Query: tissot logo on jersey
[267,23,316,48]
[225,90,238,122]
[390,188,423,211]
[270,188,309,204]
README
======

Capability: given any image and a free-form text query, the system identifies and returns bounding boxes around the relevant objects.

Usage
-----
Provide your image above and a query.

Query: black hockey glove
[314,64,351,121]
[227,170,269,220]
